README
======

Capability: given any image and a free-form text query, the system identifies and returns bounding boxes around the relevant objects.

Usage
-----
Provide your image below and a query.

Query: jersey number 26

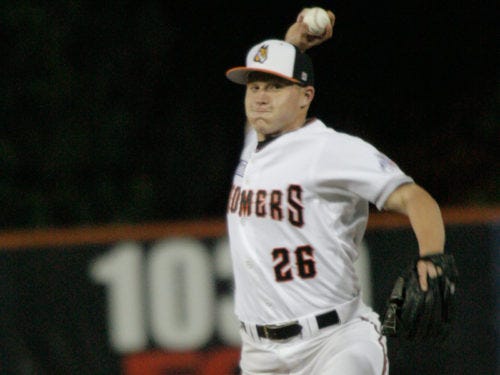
[272,246,317,282]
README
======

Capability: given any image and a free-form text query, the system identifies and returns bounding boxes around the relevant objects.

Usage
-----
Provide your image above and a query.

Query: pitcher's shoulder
[306,120,373,149]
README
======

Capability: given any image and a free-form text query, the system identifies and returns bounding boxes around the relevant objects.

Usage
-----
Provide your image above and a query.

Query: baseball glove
[381,253,458,341]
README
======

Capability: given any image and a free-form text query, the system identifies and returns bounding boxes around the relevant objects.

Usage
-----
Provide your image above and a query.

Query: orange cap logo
[253,44,268,63]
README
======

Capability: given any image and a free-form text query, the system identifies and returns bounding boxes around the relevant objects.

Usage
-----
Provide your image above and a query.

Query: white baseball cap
[226,39,314,86]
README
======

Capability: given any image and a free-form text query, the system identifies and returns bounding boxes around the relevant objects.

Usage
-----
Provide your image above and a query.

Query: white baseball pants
[239,311,388,375]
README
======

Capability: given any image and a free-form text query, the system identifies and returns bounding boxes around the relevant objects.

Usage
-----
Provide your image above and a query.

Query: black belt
[249,309,340,340]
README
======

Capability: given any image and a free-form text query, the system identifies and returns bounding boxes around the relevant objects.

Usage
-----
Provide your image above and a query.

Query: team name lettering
[227,184,304,227]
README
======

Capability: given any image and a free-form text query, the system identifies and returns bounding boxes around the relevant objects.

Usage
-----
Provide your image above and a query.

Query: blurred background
[0,0,498,231]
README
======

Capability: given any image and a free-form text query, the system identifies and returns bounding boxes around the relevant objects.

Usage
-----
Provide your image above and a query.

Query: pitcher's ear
[301,86,315,107]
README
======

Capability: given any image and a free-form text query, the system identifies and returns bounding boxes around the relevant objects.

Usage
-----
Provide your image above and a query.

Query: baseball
[302,7,330,36]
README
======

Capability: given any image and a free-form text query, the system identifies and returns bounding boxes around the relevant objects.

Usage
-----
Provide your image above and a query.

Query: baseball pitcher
[225,9,456,374]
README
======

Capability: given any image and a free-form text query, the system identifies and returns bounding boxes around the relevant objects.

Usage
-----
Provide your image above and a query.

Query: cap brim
[226,67,300,85]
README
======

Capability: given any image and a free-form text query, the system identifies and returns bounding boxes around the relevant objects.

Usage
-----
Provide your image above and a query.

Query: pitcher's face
[245,73,313,141]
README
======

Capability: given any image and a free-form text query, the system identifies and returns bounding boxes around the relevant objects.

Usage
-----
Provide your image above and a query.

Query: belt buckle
[263,325,270,338]
[264,320,299,339]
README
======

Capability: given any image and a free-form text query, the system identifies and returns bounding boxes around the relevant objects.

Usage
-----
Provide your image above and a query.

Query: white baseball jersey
[227,119,413,325]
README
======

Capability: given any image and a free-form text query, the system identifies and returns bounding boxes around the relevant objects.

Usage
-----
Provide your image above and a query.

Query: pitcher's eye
[268,82,286,90]
[248,83,260,92]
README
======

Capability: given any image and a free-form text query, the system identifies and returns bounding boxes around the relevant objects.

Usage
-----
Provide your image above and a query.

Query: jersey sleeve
[311,133,414,210]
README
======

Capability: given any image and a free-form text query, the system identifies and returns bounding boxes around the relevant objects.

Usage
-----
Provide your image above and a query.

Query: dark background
[1,0,498,230]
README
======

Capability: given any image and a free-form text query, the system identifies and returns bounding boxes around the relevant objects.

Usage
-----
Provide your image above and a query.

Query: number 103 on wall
[88,238,240,353]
